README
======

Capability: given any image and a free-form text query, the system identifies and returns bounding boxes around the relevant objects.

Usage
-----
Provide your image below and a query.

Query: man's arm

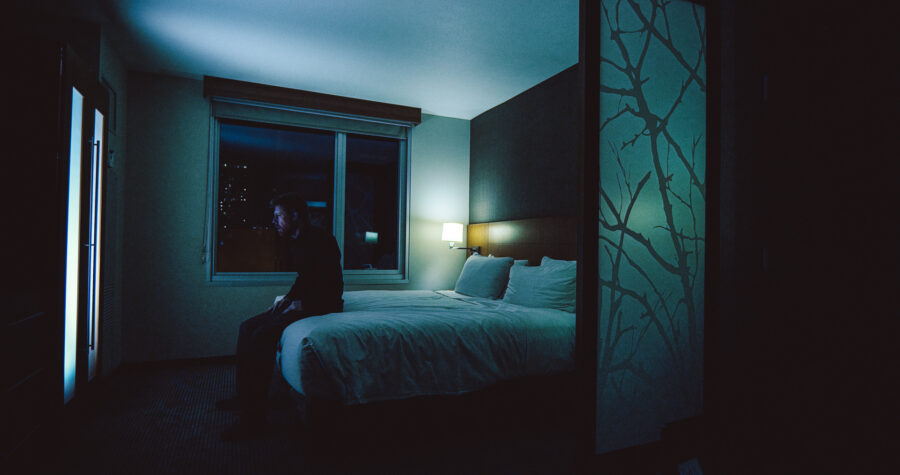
[285,228,342,312]
[286,231,334,302]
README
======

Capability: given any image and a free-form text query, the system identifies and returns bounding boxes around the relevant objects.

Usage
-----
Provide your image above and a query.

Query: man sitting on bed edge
[217,192,344,441]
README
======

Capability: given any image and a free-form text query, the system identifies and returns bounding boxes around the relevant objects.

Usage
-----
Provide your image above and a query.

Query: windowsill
[208,271,408,286]
[343,271,409,285]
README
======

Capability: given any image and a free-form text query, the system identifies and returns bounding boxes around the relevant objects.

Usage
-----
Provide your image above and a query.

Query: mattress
[277,290,575,405]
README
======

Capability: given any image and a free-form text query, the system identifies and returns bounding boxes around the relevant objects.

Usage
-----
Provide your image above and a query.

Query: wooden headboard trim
[467,216,577,265]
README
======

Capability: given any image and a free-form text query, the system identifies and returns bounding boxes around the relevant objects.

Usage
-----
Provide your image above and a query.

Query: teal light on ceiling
[110,0,578,119]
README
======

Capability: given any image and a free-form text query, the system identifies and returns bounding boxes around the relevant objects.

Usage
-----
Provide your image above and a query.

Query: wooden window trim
[203,76,421,125]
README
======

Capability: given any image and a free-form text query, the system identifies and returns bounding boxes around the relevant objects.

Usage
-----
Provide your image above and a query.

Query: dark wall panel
[469,65,579,223]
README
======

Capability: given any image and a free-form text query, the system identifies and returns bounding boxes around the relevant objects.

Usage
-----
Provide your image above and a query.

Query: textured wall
[469,65,579,223]
[123,73,469,362]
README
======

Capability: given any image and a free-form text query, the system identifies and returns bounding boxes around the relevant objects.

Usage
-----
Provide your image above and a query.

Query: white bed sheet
[277,290,574,405]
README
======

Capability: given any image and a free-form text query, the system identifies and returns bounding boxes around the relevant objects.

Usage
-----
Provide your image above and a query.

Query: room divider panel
[590,0,707,455]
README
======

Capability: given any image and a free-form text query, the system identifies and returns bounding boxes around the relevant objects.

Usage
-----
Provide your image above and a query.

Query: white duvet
[277,290,575,405]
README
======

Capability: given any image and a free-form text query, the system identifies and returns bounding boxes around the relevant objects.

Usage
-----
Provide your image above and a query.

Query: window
[344,134,401,270]
[206,97,411,284]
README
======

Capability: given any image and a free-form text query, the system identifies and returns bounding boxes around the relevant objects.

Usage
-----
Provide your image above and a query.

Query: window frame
[204,97,411,285]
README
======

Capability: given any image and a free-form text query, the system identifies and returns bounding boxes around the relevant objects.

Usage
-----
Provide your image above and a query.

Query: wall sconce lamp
[442,222,479,253]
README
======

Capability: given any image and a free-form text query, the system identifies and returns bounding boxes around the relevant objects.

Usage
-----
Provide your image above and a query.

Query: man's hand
[273,294,303,314]
[280,299,303,314]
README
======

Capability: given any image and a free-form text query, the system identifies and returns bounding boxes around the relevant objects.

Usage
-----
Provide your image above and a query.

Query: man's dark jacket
[285,226,343,313]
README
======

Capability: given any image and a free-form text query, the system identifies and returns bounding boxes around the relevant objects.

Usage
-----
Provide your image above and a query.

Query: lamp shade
[441,222,464,243]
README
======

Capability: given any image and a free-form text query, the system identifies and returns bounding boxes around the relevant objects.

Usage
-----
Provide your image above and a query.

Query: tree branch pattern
[596,0,705,450]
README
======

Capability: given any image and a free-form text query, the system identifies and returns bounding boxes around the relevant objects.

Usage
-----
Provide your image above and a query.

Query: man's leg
[217,309,274,411]
[236,310,278,408]
[223,309,308,439]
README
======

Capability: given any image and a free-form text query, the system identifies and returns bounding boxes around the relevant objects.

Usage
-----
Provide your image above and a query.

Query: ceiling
[92,0,579,120]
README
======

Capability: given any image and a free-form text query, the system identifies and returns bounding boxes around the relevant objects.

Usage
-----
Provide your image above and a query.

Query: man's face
[272,205,297,237]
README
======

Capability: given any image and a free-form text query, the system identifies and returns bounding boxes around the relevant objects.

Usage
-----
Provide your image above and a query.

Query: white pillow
[541,256,577,271]
[489,254,529,267]
[454,254,514,299]
[502,257,576,312]
[497,259,529,298]
[488,254,528,266]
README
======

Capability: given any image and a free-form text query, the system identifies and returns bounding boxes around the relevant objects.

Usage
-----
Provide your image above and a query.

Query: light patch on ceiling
[108,0,579,119]
[132,6,365,82]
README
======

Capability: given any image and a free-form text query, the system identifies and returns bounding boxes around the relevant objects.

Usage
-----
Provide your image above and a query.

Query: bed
[278,290,575,405]
[275,216,578,439]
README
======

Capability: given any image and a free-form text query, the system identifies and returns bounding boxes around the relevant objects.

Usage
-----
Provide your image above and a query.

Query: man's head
[270,192,310,238]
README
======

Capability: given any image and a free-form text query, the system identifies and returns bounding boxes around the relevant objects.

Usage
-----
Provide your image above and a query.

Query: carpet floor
[40,362,575,474]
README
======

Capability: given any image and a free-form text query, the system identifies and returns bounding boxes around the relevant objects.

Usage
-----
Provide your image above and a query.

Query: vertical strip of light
[64,88,84,404]
[87,110,104,382]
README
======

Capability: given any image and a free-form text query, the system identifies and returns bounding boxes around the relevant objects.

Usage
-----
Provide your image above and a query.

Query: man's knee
[239,318,255,337]
[240,310,274,334]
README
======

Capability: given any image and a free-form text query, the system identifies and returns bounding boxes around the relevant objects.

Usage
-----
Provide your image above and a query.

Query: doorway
[63,67,107,404]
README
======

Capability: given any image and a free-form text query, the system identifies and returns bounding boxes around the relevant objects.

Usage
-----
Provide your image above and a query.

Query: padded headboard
[467,216,577,265]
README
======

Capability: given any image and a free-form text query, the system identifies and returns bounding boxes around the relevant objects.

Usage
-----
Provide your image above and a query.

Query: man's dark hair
[270,192,309,220]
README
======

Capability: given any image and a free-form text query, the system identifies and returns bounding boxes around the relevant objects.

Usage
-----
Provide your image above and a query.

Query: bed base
[290,372,578,449]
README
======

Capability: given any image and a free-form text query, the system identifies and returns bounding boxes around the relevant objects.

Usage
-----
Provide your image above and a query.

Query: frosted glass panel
[64,87,84,404]
[595,0,705,452]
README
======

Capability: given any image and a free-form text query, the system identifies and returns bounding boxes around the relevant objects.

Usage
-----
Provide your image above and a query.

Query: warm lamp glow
[441,223,463,243]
